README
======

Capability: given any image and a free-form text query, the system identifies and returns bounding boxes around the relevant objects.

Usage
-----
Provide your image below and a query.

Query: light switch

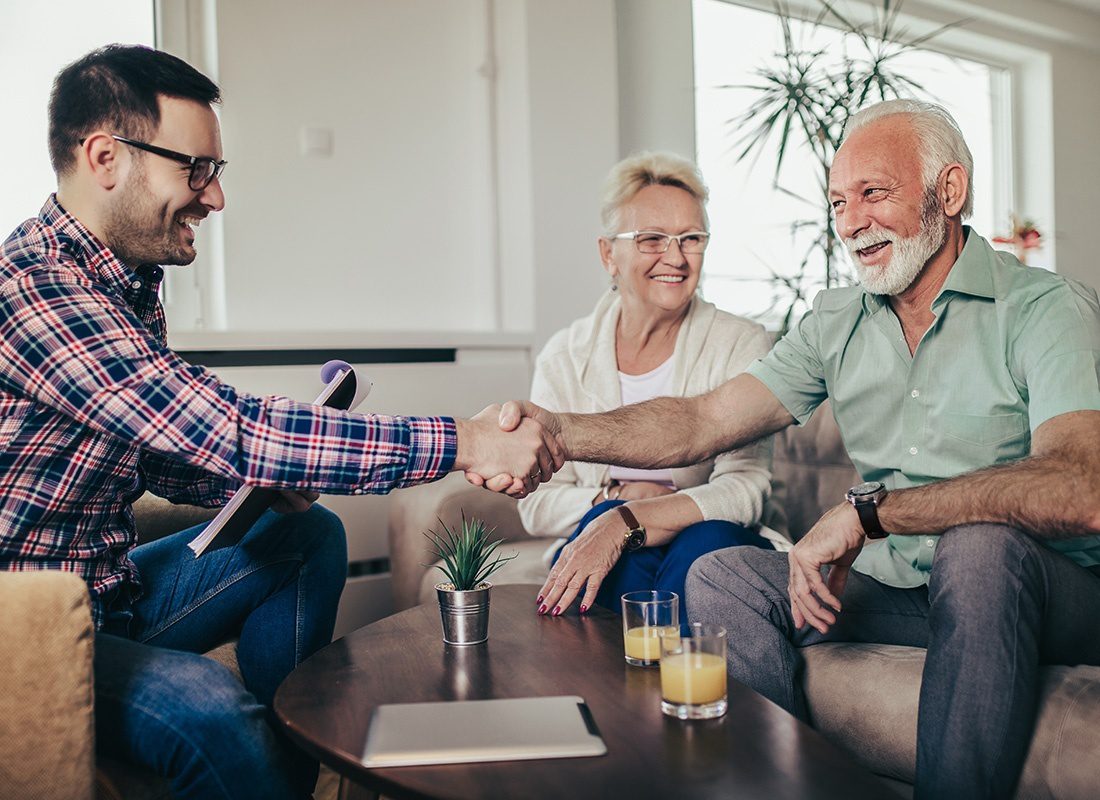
[300,127,334,157]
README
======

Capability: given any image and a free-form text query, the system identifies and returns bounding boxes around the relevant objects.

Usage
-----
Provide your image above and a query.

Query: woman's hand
[616,481,675,501]
[536,508,626,616]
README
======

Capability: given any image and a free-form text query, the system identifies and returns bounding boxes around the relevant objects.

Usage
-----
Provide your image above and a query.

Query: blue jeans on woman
[94,505,347,800]
[556,499,770,625]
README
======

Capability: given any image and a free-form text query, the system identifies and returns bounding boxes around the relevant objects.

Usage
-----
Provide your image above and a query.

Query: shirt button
[131,280,142,289]
[352,488,364,495]
[926,538,935,547]
[909,446,919,455]
[910,389,920,398]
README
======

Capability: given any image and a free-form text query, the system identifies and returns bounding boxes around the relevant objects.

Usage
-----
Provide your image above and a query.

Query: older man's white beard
[846,210,947,296]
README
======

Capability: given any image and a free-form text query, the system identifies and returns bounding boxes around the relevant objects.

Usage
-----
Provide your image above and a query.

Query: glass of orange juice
[659,623,727,719]
[621,590,679,667]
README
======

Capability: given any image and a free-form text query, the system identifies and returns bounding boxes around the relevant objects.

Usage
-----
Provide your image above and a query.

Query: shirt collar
[933,226,996,305]
[39,194,163,302]
[859,226,995,316]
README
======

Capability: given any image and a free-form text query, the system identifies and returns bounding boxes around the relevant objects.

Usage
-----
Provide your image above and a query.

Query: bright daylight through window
[693,0,1009,329]
[2,2,154,237]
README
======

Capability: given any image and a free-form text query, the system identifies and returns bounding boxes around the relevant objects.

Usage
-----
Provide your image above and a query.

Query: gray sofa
[387,402,1100,798]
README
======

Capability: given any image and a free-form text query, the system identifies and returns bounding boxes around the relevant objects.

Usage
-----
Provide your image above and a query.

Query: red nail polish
[579,604,588,614]
[538,604,547,614]
[536,595,544,604]
[552,605,562,616]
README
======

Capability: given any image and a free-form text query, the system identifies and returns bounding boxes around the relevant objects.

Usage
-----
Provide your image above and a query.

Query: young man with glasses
[0,45,560,799]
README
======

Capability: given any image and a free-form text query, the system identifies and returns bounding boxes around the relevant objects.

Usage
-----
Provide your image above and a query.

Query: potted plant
[425,513,516,645]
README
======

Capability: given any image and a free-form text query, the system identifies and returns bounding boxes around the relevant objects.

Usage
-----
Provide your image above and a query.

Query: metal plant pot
[436,582,492,645]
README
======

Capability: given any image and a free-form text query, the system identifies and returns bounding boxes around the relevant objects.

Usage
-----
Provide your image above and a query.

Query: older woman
[518,152,786,623]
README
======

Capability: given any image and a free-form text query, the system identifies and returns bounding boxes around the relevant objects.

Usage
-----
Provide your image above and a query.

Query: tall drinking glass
[659,623,727,719]
[621,590,679,667]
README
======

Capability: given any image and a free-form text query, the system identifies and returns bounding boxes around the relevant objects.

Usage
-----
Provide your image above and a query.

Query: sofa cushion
[0,571,95,800]
[803,642,922,781]
[1018,664,1100,799]
[803,643,1100,798]
[131,493,219,544]
[771,401,861,540]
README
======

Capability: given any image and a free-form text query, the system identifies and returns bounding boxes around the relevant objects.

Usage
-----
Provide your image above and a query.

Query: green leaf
[716,0,962,327]
[422,511,516,591]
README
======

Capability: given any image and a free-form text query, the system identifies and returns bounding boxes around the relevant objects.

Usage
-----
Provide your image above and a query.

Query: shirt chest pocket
[940,412,1029,447]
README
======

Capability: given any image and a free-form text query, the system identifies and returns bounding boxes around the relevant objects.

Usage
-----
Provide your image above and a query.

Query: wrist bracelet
[602,480,620,501]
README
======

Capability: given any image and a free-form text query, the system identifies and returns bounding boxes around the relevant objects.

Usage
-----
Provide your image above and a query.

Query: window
[2,2,155,237]
[693,0,1012,327]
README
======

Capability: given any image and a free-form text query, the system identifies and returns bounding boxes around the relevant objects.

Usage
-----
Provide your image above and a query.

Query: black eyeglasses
[84,135,228,191]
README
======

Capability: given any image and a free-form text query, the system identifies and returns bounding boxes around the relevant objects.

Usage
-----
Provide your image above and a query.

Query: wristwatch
[845,481,888,539]
[615,506,647,552]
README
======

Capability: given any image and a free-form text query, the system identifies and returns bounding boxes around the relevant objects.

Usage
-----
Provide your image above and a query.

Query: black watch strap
[853,502,887,538]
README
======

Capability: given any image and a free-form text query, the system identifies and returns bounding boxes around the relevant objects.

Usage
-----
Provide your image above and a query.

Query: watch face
[625,529,646,551]
[849,481,885,498]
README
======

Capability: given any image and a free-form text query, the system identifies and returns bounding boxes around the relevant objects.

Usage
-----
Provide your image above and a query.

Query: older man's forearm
[879,455,1100,539]
[558,395,716,468]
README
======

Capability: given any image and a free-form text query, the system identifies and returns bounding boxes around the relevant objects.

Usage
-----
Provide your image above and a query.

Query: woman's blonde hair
[600,152,709,236]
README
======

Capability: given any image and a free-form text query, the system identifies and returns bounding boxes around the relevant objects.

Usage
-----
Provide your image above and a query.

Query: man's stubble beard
[848,188,948,297]
[102,160,196,268]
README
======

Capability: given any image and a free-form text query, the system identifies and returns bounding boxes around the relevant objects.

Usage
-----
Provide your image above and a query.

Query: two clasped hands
[454,401,562,496]
[454,399,869,633]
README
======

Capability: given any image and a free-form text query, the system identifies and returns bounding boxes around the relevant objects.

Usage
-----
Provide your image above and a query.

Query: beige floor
[315,765,340,800]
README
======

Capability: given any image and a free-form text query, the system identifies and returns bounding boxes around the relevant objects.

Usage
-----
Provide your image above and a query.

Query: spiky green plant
[424,513,516,592]
[720,0,964,332]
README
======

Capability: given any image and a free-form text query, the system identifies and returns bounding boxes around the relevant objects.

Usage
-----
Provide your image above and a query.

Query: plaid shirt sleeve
[0,267,456,494]
[138,449,240,507]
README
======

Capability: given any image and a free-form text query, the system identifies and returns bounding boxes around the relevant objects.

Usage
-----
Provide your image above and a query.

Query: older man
[484,99,1100,798]
[1,45,559,799]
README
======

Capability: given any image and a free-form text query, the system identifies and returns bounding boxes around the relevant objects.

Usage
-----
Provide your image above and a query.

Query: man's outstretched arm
[473,373,795,491]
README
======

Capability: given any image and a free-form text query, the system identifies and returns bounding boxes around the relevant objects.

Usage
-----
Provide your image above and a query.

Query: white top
[609,357,675,486]
[517,291,790,552]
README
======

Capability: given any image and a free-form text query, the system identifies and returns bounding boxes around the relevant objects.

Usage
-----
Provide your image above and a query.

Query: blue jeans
[558,499,770,625]
[685,524,1100,799]
[94,506,347,800]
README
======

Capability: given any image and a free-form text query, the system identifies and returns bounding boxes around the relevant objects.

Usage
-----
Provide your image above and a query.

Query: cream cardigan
[517,292,789,549]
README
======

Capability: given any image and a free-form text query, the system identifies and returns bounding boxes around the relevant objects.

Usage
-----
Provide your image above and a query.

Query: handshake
[454,401,564,497]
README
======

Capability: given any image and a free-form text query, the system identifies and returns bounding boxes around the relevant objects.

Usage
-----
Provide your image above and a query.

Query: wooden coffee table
[275,584,896,799]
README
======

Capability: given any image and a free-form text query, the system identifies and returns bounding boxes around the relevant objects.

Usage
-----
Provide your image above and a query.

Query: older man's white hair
[844,99,974,219]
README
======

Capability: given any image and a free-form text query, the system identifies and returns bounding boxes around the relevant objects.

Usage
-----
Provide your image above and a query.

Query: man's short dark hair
[48,44,221,177]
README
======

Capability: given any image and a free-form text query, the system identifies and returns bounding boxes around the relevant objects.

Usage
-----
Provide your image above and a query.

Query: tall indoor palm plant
[723,0,961,331]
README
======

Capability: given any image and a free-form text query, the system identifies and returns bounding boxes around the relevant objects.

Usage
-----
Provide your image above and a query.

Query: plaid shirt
[1,196,456,626]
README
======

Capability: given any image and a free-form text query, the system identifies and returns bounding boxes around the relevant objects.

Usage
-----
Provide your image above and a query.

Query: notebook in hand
[187,361,371,556]
[361,696,607,768]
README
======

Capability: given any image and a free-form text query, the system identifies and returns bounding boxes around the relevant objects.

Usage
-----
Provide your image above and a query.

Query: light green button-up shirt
[748,229,1100,587]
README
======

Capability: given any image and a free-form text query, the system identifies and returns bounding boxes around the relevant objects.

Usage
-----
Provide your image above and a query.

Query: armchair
[0,496,223,800]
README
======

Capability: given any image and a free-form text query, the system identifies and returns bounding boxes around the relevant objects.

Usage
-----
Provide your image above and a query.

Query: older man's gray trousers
[684,524,1100,800]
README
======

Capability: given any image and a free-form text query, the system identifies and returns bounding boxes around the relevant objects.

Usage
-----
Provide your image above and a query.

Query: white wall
[159,0,617,352]
[0,1,154,236]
